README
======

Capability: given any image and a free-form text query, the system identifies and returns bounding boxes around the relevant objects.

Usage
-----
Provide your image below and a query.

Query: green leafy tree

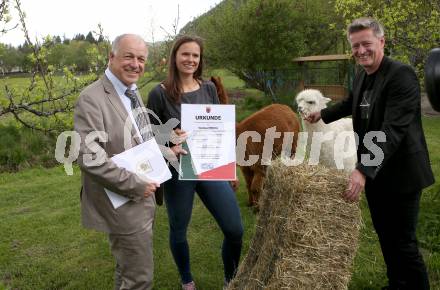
[335,0,440,78]
[46,42,67,70]
[0,43,25,73]
[144,41,169,80]
[62,36,70,45]
[85,31,96,44]
[182,0,343,98]
[97,34,105,43]
[17,41,33,72]
[73,33,85,41]
[53,35,62,44]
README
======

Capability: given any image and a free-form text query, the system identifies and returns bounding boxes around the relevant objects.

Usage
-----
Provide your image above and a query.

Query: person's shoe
[182,281,196,290]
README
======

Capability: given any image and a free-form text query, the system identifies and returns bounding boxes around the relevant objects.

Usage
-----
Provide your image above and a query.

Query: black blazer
[321,56,435,193]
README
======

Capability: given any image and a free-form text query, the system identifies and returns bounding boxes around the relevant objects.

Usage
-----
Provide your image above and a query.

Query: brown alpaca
[210,76,229,105]
[211,76,300,207]
[236,104,300,207]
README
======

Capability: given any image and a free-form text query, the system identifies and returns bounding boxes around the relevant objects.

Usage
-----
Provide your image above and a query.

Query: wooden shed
[293,54,354,101]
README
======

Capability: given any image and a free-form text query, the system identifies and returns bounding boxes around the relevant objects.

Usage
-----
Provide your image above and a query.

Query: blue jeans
[164,168,244,284]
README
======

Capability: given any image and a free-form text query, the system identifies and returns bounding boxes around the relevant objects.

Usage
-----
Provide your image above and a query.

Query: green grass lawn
[0,165,256,290]
[0,116,439,290]
[0,74,98,96]
[1,71,439,289]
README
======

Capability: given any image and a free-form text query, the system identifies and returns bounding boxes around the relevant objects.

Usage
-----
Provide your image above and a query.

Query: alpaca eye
[307,101,315,104]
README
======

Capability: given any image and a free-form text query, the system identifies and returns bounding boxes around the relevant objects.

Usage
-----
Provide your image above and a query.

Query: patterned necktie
[125,88,150,142]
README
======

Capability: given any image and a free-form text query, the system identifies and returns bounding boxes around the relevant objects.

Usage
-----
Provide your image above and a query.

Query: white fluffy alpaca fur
[295,89,357,171]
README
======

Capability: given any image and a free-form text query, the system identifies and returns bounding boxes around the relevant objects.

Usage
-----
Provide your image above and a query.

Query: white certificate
[105,138,171,209]
[180,104,236,180]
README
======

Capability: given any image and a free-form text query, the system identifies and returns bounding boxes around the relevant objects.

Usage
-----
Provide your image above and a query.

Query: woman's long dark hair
[163,35,204,103]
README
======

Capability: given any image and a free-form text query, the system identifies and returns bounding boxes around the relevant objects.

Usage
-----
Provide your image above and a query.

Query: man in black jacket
[307,17,434,290]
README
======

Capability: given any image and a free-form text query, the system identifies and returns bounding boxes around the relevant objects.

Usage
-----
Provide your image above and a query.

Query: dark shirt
[146,80,219,147]
[146,80,219,127]
[358,72,377,153]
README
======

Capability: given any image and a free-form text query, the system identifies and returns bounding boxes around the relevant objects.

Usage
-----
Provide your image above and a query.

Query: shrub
[0,124,57,172]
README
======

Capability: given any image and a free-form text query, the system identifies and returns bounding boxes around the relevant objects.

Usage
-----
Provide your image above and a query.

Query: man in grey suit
[74,34,159,290]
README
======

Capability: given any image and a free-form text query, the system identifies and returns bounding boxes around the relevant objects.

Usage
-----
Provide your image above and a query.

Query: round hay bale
[228,160,362,290]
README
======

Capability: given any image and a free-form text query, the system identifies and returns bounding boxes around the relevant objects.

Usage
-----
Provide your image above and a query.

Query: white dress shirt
[105,68,144,142]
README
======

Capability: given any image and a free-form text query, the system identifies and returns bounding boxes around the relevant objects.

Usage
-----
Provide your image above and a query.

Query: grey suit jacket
[74,75,155,234]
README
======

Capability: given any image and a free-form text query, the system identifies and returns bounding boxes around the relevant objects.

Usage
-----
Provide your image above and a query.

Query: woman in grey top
[147,36,243,290]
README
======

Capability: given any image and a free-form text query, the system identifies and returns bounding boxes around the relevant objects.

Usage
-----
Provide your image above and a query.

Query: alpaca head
[295,89,331,120]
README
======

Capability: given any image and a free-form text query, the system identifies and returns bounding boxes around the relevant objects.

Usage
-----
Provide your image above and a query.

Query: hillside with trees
[180,0,345,97]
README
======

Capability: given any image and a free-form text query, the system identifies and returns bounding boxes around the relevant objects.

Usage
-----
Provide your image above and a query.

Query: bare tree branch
[159,4,180,39]
[0,0,103,132]
[0,0,18,34]
[14,0,53,96]
[0,0,166,133]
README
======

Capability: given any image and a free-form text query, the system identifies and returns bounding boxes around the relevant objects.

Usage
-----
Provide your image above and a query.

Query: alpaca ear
[323,97,331,103]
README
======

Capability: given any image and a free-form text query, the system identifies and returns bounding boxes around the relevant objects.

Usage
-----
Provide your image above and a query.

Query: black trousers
[366,185,429,290]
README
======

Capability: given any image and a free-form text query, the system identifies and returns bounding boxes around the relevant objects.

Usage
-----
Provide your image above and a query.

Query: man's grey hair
[111,34,148,55]
[347,17,384,41]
